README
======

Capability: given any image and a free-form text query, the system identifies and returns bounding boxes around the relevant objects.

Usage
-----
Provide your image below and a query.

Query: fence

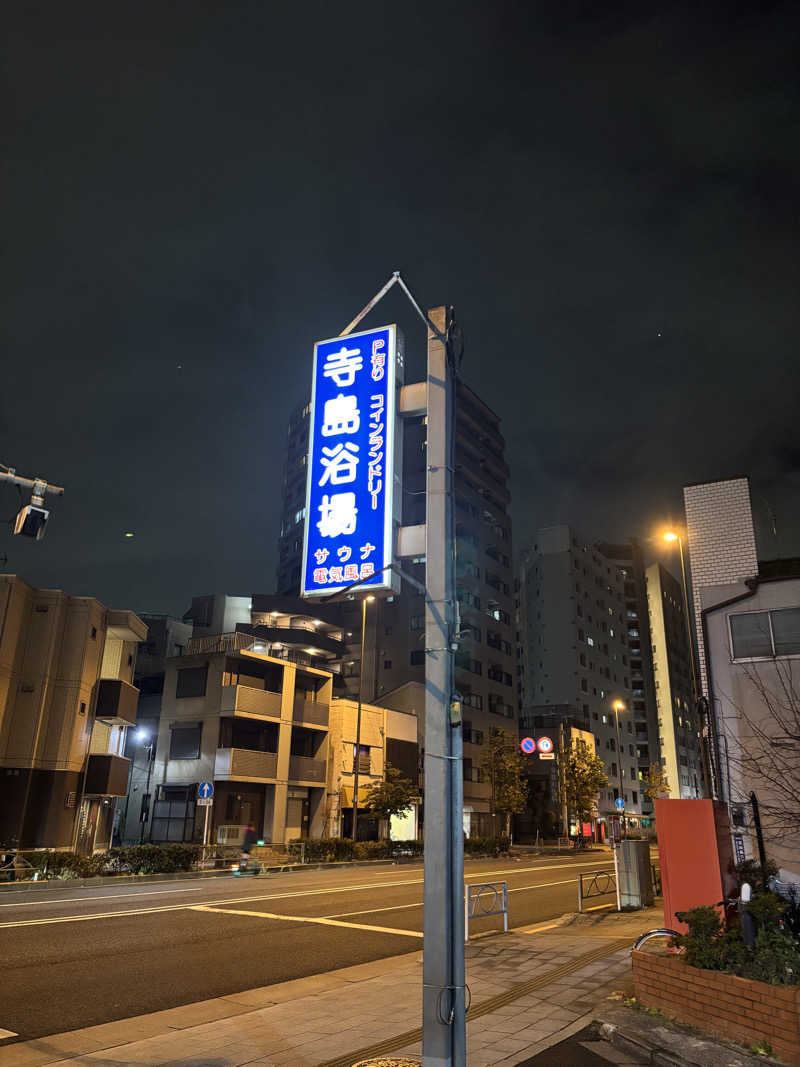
[577,868,618,912]
[465,881,508,942]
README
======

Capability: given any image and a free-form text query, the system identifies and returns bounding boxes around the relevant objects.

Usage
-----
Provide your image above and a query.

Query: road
[0,852,617,1041]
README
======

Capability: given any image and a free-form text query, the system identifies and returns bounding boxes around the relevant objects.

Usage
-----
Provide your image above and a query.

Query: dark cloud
[2,1,798,613]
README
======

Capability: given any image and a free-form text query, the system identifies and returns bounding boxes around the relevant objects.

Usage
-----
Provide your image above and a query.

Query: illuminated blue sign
[301,325,401,598]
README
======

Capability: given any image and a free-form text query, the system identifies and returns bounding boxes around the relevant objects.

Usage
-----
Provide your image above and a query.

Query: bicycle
[633,928,680,951]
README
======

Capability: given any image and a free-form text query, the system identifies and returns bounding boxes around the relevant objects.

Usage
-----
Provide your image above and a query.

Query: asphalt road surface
[0,852,617,1041]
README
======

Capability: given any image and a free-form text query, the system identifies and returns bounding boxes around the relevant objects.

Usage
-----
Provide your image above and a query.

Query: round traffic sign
[615,797,625,810]
[520,737,536,755]
[537,736,554,754]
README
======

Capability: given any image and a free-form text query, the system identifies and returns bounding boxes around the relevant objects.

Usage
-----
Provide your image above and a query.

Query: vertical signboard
[302,325,401,598]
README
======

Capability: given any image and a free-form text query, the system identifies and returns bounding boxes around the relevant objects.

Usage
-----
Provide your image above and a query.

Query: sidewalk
[0,909,662,1067]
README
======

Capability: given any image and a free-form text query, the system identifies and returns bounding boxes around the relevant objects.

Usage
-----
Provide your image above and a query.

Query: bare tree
[723,659,800,840]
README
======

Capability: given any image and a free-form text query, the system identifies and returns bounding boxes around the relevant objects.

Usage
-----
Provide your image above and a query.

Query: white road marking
[0,860,615,929]
[191,904,423,938]
[324,877,579,920]
[0,885,210,908]
[0,1030,17,1039]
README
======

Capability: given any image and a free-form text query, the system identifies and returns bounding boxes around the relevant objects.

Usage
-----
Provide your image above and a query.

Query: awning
[340,785,374,808]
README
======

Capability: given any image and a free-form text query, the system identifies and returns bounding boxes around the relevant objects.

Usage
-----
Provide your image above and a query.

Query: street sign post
[614,797,625,811]
[301,325,402,598]
[610,816,622,910]
[537,736,554,760]
[197,782,214,845]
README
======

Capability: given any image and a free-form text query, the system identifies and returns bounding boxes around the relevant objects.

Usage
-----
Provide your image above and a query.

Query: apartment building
[275,380,515,835]
[0,575,146,852]
[517,526,643,824]
[325,697,419,839]
[150,633,333,845]
[184,593,354,692]
[117,614,192,845]
[595,540,662,819]
[645,563,704,800]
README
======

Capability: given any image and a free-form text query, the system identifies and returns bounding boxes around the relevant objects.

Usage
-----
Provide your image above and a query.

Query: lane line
[322,877,579,919]
[0,1030,18,1039]
[0,858,615,911]
[191,904,423,938]
[0,861,616,929]
[0,885,211,908]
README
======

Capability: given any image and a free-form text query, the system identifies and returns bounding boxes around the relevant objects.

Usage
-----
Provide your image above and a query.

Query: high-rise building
[275,381,515,835]
[0,575,146,852]
[595,540,661,820]
[683,477,759,693]
[644,563,703,799]
[517,526,644,825]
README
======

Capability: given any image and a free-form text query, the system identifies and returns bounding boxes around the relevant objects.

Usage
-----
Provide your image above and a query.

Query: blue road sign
[302,325,402,598]
[198,781,214,800]
[615,797,625,810]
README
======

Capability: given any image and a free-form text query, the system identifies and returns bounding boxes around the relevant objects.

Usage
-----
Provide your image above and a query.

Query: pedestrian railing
[0,850,38,883]
[465,881,508,942]
[577,869,617,912]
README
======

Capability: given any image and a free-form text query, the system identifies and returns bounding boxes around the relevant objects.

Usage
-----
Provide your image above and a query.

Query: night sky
[3,2,799,616]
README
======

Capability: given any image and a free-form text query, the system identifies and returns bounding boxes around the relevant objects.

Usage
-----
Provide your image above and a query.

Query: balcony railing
[292,699,329,728]
[289,755,326,783]
[220,684,282,720]
[215,747,278,780]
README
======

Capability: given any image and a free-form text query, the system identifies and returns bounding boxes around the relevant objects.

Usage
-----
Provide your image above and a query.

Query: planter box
[633,949,800,1064]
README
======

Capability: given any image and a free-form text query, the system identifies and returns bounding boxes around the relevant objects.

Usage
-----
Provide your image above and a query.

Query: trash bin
[617,840,653,908]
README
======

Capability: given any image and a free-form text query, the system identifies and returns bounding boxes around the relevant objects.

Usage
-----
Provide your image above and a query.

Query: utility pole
[351,595,374,841]
[422,305,465,1066]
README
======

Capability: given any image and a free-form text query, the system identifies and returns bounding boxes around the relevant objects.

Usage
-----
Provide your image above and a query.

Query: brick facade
[633,950,800,1064]
[683,477,758,693]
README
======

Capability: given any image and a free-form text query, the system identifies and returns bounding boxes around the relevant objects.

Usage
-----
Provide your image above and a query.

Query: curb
[600,1020,782,1067]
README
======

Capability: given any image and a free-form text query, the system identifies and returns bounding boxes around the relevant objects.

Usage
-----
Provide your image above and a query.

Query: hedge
[21,843,204,879]
[286,835,510,862]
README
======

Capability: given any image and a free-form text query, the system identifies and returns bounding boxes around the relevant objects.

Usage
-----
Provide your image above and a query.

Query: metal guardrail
[465,881,508,942]
[0,851,39,883]
[577,869,617,912]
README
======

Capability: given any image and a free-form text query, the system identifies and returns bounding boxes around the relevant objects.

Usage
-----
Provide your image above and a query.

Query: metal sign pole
[422,306,465,1066]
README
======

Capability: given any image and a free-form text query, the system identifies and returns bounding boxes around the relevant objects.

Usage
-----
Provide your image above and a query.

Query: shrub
[285,835,508,863]
[464,835,511,856]
[23,851,106,879]
[674,899,800,985]
[107,843,203,874]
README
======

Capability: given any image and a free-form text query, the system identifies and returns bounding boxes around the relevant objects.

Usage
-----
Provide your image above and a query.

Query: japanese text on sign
[302,326,398,597]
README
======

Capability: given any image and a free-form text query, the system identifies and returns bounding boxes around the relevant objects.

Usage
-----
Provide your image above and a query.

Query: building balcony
[289,755,326,783]
[95,678,139,727]
[220,684,282,720]
[85,753,130,797]
[292,699,329,729]
[215,747,278,781]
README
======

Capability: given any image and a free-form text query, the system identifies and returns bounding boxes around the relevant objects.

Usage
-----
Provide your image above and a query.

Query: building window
[729,607,800,659]
[410,615,425,631]
[410,650,425,666]
[632,790,638,804]
[91,626,97,640]
[169,724,202,760]
[79,702,86,715]
[383,659,392,669]
[151,785,196,843]
[176,665,208,698]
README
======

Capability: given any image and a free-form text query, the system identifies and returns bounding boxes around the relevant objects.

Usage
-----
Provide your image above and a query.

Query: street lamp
[612,700,627,838]
[351,595,375,842]
[136,729,156,844]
